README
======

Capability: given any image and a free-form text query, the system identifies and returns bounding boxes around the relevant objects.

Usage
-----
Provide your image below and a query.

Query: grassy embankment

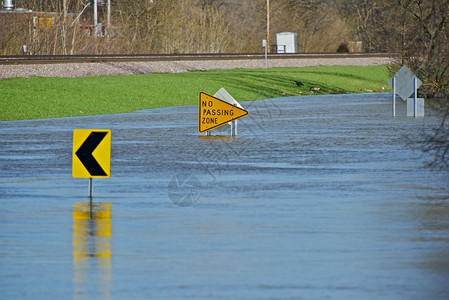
[0,65,391,121]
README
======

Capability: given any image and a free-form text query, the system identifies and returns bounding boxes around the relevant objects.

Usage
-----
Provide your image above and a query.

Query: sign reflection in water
[73,202,112,299]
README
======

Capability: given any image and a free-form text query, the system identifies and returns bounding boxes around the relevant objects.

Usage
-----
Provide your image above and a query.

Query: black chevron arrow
[75,131,108,176]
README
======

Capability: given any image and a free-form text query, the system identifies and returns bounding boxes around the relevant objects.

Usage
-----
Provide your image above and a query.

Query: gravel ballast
[0,57,392,79]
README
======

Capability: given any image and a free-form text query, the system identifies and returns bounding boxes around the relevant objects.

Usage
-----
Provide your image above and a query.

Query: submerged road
[0,93,448,299]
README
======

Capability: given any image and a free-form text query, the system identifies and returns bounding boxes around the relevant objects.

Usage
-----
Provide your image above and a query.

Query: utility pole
[107,0,111,29]
[266,0,270,53]
[62,0,67,54]
[93,0,98,36]
[106,0,111,43]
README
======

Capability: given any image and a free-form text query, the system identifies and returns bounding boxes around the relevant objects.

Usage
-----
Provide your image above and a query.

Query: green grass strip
[0,65,391,121]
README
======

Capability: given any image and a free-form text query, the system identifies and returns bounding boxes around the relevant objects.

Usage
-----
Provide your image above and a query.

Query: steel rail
[0,52,397,65]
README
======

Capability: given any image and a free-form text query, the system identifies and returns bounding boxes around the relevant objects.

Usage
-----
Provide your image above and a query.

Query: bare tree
[421,102,449,169]
[111,0,237,54]
[401,0,449,96]
[156,0,234,53]
[268,0,351,52]
[345,0,449,96]
[0,14,29,54]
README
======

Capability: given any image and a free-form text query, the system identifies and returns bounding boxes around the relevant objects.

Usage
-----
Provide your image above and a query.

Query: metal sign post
[231,120,237,136]
[88,178,93,199]
[263,39,268,69]
[414,77,418,118]
[392,77,396,117]
[214,88,244,137]
[73,129,111,198]
[388,65,424,117]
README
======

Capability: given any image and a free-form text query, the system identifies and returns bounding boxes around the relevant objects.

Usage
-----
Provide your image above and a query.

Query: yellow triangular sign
[198,92,248,133]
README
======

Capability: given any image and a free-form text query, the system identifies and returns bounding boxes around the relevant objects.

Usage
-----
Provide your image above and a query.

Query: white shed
[276,32,298,53]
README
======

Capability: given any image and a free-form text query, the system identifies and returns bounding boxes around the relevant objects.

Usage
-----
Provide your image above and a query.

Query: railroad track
[0,52,396,65]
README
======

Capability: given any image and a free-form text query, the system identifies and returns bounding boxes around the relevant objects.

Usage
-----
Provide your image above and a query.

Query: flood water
[1,93,449,299]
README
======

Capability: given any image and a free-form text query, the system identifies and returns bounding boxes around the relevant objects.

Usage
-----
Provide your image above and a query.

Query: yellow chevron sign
[198,92,248,133]
[72,129,111,178]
